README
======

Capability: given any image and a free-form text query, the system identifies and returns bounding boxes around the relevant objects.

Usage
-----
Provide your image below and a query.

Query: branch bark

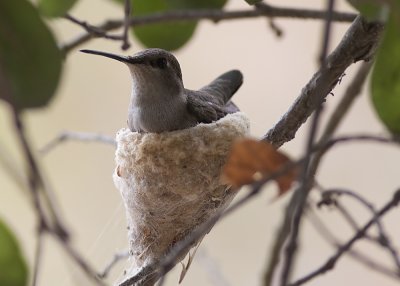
[289,189,400,286]
[320,189,400,270]
[278,1,336,283]
[262,16,383,147]
[263,47,377,286]
[307,208,400,281]
[61,5,356,54]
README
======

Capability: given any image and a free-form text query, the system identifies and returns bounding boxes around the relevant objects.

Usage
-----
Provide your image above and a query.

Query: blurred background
[1,0,399,285]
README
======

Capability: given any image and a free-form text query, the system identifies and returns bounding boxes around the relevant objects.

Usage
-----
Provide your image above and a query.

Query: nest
[113,112,250,282]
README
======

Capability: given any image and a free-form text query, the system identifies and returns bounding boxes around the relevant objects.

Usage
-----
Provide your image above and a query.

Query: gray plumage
[81,48,243,133]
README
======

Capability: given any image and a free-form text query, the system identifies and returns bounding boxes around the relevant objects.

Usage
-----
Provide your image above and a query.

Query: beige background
[1,0,399,285]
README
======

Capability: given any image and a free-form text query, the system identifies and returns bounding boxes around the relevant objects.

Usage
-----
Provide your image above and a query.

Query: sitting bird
[81,48,243,133]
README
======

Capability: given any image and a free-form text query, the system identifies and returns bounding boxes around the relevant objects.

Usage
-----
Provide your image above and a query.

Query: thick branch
[278,1,336,283]
[263,59,375,285]
[262,16,383,147]
[61,5,356,53]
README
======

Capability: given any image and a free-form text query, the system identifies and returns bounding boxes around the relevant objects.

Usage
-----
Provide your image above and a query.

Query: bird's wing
[186,90,226,123]
[199,69,243,104]
[186,70,243,124]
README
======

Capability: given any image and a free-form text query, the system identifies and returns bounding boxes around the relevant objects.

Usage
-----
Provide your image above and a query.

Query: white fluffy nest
[113,112,250,280]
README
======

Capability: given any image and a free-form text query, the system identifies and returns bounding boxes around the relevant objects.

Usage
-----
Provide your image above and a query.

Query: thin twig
[267,18,283,37]
[61,6,356,53]
[32,232,44,286]
[279,1,335,284]
[54,233,107,286]
[315,184,383,241]
[12,110,59,236]
[98,251,129,279]
[197,248,232,286]
[289,189,400,286]
[323,135,399,153]
[64,14,123,40]
[40,131,116,155]
[306,207,400,280]
[0,140,28,192]
[10,109,104,284]
[336,202,366,231]
[320,189,400,270]
[319,61,374,142]
[319,190,383,236]
[121,0,131,50]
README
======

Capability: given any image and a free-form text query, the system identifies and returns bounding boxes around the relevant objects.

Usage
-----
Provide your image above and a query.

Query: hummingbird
[80,48,243,133]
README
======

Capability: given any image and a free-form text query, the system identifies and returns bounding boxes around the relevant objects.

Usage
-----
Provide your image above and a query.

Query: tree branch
[10,110,105,285]
[320,189,400,271]
[196,248,232,286]
[262,16,383,147]
[64,14,123,40]
[98,251,129,279]
[61,5,356,54]
[121,0,131,50]
[0,140,28,192]
[289,189,400,286]
[40,131,116,155]
[279,1,335,283]
[263,60,374,285]
[306,207,400,281]
[53,233,107,286]
[32,232,44,286]
[12,109,66,238]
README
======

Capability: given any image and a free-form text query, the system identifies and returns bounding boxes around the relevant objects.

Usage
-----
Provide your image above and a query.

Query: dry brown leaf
[222,138,298,196]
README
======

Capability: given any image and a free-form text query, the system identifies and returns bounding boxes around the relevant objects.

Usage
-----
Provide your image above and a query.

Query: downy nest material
[113,112,250,280]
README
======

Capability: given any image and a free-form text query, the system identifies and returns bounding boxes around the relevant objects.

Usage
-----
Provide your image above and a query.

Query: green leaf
[346,0,387,20]
[167,0,228,9]
[0,218,28,286]
[0,0,63,109]
[38,0,78,18]
[110,0,229,51]
[371,14,400,134]
[244,0,262,5]
[132,0,197,51]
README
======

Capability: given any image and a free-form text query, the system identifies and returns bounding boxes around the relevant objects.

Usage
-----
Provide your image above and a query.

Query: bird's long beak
[80,49,144,64]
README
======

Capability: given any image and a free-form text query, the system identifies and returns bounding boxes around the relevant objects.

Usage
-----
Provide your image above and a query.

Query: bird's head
[81,48,184,100]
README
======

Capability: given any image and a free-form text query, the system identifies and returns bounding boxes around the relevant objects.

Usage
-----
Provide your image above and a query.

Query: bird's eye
[156,58,168,69]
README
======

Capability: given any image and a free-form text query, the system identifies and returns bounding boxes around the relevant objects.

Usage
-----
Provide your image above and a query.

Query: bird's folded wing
[186,91,225,123]
[199,69,243,104]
